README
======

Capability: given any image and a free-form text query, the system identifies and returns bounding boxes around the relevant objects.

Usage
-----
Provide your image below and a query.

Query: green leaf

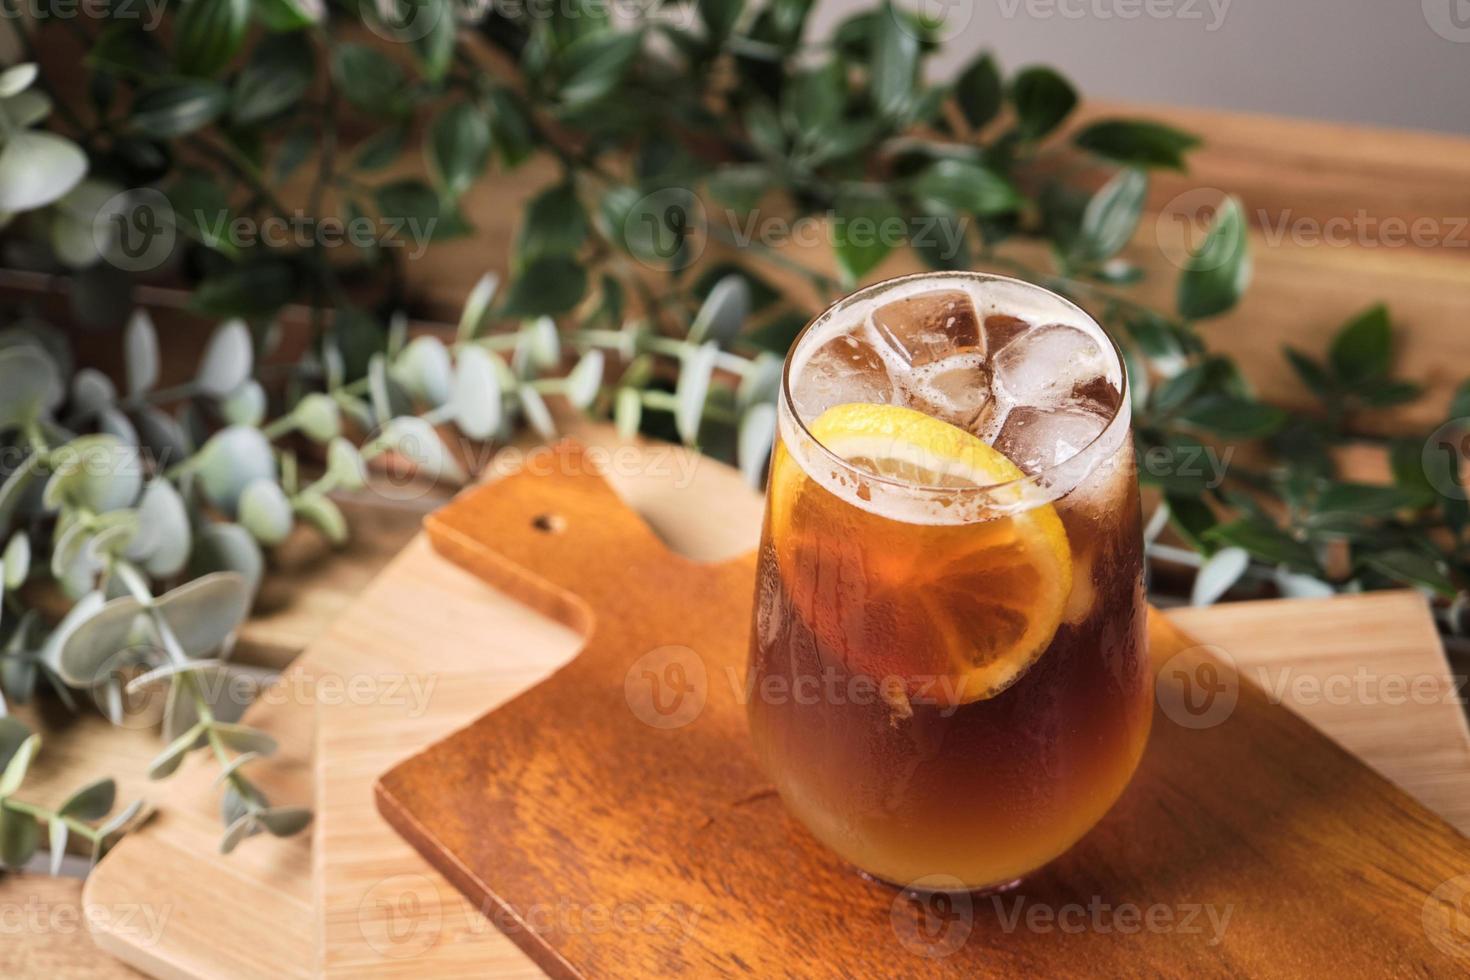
[155,572,253,658]
[149,722,206,779]
[294,392,341,442]
[688,275,751,345]
[293,494,346,545]
[1328,304,1392,388]
[231,33,313,125]
[675,342,718,445]
[1177,196,1251,320]
[1075,168,1147,263]
[1283,347,1333,400]
[1191,547,1249,606]
[174,0,248,77]
[1010,66,1076,140]
[257,804,312,837]
[909,159,1023,217]
[558,29,643,106]
[516,183,588,265]
[198,425,278,514]
[3,533,28,589]
[784,60,844,133]
[1205,518,1315,570]
[698,0,745,40]
[1363,550,1456,597]
[870,5,919,121]
[327,438,367,491]
[487,89,534,167]
[498,257,587,317]
[429,102,491,198]
[832,190,903,286]
[737,402,776,488]
[188,523,264,597]
[411,0,455,82]
[517,385,556,439]
[59,778,118,821]
[614,387,642,438]
[197,318,253,396]
[706,164,770,213]
[0,63,36,98]
[44,434,143,514]
[375,179,442,233]
[352,125,408,172]
[130,80,228,137]
[0,806,39,868]
[127,479,192,578]
[1164,493,1218,551]
[457,272,500,340]
[124,310,159,396]
[0,347,60,432]
[253,0,321,29]
[955,53,1002,129]
[452,346,504,440]
[1074,119,1200,171]
[566,350,605,410]
[331,44,405,114]
[0,731,38,797]
[190,261,295,318]
[1314,482,1432,517]
[1178,394,1286,438]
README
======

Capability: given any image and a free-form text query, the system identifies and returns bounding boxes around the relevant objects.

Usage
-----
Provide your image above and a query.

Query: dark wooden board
[377,441,1470,976]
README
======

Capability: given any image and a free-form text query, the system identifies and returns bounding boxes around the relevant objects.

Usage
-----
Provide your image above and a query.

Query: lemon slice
[773,403,1073,706]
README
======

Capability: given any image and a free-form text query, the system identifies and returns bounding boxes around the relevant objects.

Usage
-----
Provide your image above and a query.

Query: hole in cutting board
[532,513,566,533]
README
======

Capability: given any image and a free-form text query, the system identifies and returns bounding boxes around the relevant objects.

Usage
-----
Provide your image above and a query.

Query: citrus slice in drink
[771,403,1073,706]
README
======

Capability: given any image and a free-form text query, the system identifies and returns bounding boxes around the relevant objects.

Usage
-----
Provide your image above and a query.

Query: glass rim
[778,270,1132,503]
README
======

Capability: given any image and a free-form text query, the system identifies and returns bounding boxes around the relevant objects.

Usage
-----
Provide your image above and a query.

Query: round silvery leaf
[0,347,61,432]
[212,722,278,756]
[674,341,718,445]
[86,511,140,565]
[294,393,340,442]
[0,63,37,98]
[43,434,143,514]
[518,386,555,440]
[219,813,258,854]
[125,310,160,396]
[614,387,641,439]
[3,533,28,589]
[50,179,124,269]
[162,663,245,742]
[125,479,191,578]
[457,271,499,340]
[4,90,51,129]
[368,355,414,425]
[378,416,466,483]
[334,393,373,432]
[49,518,98,590]
[0,130,86,212]
[59,778,116,821]
[527,317,561,369]
[392,336,453,407]
[688,274,750,345]
[71,368,116,418]
[257,805,311,837]
[0,718,31,769]
[188,523,263,597]
[218,380,267,427]
[565,350,604,411]
[326,438,365,491]
[293,493,346,545]
[154,571,252,658]
[451,346,502,440]
[0,804,40,868]
[0,453,43,529]
[197,320,254,397]
[98,407,139,445]
[737,353,782,409]
[135,406,192,469]
[737,402,777,488]
[149,722,206,780]
[39,589,104,675]
[239,479,293,545]
[197,426,278,515]
[56,593,144,688]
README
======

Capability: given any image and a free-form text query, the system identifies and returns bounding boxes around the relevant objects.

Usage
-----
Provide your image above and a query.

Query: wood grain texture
[370,441,1470,977]
[0,876,144,978]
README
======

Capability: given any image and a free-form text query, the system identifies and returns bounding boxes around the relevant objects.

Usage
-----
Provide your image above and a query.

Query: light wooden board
[82,426,762,980]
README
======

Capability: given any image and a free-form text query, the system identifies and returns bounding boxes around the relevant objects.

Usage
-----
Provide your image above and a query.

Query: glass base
[860,868,1024,897]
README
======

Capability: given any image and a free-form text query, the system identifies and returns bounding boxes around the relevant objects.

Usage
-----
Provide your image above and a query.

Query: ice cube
[792,330,895,419]
[907,352,994,433]
[993,405,1109,473]
[870,290,982,368]
[983,314,1031,354]
[993,323,1112,409]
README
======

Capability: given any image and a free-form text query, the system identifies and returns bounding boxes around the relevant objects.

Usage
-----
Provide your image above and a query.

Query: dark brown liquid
[746,438,1151,888]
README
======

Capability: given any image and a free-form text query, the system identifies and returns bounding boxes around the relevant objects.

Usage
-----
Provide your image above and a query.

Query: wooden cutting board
[85,428,1470,977]
[366,441,1470,977]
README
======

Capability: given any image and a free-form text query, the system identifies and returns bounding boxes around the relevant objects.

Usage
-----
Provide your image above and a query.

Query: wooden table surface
[2,96,1470,974]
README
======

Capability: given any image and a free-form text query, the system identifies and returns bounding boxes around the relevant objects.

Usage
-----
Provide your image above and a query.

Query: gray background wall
[810,1,1470,134]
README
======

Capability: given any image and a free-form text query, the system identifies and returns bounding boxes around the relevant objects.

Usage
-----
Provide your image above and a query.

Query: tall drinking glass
[746,271,1151,892]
